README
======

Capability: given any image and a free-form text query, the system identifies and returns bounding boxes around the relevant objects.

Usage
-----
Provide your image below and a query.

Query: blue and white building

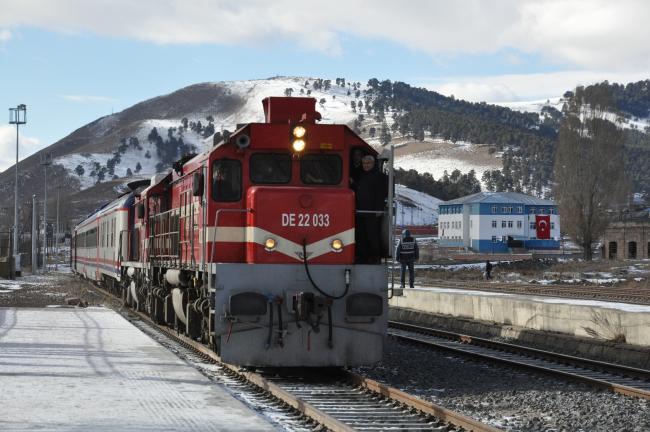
[438,192,560,253]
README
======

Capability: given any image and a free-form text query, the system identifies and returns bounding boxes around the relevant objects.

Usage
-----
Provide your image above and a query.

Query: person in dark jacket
[485,260,493,279]
[355,155,386,264]
[396,229,419,288]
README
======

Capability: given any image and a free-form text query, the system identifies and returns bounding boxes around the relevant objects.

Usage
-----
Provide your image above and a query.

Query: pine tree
[75,165,85,177]
[126,168,133,176]
[135,162,142,173]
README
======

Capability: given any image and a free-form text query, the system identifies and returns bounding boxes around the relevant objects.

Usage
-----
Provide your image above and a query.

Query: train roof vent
[151,173,167,185]
[262,97,322,124]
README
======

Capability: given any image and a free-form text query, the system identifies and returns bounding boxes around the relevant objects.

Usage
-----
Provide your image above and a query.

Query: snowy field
[394,185,441,225]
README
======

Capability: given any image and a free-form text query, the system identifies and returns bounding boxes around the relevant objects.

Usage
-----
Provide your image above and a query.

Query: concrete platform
[389,286,650,347]
[0,307,278,431]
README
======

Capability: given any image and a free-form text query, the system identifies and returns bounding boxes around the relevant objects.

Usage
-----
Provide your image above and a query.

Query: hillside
[3,76,650,231]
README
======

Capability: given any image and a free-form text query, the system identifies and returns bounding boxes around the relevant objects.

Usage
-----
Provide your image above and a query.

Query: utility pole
[31,195,36,274]
[40,152,52,273]
[55,179,61,271]
[9,104,26,276]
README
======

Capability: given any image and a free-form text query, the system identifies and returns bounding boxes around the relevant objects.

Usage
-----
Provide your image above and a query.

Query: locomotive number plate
[282,213,330,227]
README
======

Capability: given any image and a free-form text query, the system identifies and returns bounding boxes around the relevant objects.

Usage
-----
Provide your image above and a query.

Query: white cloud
[435,83,520,103]
[1,1,650,70]
[424,70,650,101]
[0,125,46,172]
[0,28,11,42]
[58,95,115,102]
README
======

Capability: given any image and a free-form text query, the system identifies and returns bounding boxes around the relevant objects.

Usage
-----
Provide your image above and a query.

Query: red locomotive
[72,97,395,366]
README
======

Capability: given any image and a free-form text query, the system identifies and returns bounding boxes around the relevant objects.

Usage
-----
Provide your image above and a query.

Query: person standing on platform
[355,155,386,264]
[396,229,419,288]
[485,260,493,279]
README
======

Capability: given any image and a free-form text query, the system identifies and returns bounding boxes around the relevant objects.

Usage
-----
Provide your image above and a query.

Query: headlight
[292,126,306,138]
[265,238,276,251]
[331,239,343,252]
[293,140,306,152]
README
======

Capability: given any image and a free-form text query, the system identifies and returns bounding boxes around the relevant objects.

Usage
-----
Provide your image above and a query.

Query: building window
[530,222,536,229]
[508,206,514,213]
[492,236,497,243]
[502,221,506,228]
[517,206,522,213]
[459,222,462,229]
[502,236,508,243]
[501,205,507,213]
[458,206,462,214]
[530,207,537,214]
[539,207,546,215]
[492,220,497,228]
[551,222,555,229]
[549,207,555,215]
[508,221,513,228]
[517,221,522,229]
[492,205,497,213]
[470,220,473,228]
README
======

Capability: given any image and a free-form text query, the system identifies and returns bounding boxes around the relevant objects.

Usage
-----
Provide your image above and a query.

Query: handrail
[209,208,252,274]
[355,210,387,214]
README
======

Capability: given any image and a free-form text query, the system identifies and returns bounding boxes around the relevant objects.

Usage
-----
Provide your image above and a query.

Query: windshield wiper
[269,152,288,177]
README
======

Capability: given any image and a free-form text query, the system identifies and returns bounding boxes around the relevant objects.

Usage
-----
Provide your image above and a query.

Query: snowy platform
[389,286,650,347]
[0,307,277,431]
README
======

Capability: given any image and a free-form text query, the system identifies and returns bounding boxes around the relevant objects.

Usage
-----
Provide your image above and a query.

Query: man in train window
[354,155,386,264]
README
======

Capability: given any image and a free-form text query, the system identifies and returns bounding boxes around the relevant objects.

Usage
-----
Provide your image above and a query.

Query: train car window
[300,154,343,185]
[211,159,242,202]
[249,153,292,184]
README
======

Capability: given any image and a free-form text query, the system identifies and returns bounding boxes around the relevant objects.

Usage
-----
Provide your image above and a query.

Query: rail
[388,320,650,400]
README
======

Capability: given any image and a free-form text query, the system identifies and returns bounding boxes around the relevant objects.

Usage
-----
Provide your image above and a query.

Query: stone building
[602,217,650,259]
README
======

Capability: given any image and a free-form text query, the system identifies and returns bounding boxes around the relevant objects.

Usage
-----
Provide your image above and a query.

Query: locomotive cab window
[212,159,242,202]
[300,154,342,185]
[250,153,291,184]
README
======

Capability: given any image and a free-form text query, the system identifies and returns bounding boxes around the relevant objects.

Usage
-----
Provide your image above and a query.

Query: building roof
[441,192,554,206]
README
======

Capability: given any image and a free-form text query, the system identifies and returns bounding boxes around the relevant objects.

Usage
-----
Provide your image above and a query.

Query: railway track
[388,320,650,400]
[86,280,501,432]
[420,280,650,304]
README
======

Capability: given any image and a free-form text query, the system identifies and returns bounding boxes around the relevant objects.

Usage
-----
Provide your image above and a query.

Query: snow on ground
[394,185,441,225]
[394,140,499,185]
[496,96,649,132]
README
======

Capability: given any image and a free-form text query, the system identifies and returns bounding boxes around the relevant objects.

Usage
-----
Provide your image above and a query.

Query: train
[72,96,395,367]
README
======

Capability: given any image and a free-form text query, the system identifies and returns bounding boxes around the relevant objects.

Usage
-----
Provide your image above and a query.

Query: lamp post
[40,152,52,273]
[55,179,61,271]
[31,195,36,274]
[9,104,26,276]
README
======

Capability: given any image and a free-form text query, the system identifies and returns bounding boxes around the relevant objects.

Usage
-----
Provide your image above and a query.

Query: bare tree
[553,83,632,260]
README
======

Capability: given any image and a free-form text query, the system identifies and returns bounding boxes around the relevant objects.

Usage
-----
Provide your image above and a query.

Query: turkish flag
[536,215,551,239]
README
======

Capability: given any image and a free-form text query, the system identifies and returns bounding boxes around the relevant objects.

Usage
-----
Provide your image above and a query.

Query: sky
[1,0,650,172]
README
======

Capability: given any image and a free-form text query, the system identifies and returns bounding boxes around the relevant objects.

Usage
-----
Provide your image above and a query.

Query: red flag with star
[536,215,551,239]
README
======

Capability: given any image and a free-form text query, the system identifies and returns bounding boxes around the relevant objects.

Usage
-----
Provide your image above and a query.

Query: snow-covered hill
[394,185,441,226]
[496,97,649,131]
[53,77,367,190]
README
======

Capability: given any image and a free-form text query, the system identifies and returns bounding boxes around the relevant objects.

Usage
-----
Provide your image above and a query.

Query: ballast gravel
[354,338,650,432]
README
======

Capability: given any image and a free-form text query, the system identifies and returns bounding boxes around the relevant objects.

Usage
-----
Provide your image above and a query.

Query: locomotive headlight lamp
[292,140,306,152]
[290,123,307,152]
[265,238,276,251]
[331,239,343,252]
[292,125,306,138]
